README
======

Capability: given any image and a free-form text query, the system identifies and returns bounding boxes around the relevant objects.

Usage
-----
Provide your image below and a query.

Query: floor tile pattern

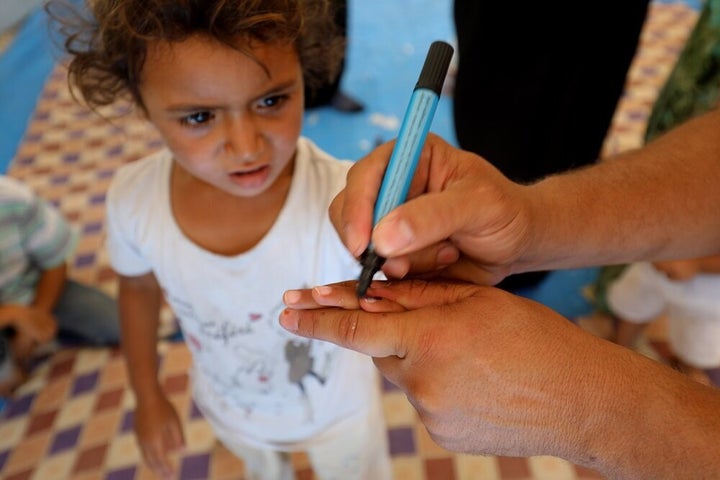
[0,3,700,479]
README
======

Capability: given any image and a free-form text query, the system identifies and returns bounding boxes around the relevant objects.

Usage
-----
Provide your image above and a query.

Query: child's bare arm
[652,255,720,281]
[32,263,68,313]
[118,272,164,402]
[693,255,720,274]
[118,272,185,479]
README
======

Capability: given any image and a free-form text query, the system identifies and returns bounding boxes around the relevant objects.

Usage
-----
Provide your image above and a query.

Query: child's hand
[652,259,701,281]
[0,304,57,341]
[0,305,57,361]
[135,394,186,479]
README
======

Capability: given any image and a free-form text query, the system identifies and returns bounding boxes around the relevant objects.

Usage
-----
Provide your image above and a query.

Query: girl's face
[139,36,304,198]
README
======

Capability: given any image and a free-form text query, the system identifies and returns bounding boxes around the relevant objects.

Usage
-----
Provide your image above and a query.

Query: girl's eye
[181,111,214,126]
[259,94,289,109]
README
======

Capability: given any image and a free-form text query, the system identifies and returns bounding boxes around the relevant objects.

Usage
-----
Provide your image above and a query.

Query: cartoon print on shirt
[286,341,325,386]
[275,298,334,423]
[195,340,277,417]
[285,339,330,422]
[199,318,255,344]
[171,301,271,414]
[180,298,336,421]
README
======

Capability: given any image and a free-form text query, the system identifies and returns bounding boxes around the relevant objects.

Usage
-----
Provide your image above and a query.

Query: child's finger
[141,439,175,479]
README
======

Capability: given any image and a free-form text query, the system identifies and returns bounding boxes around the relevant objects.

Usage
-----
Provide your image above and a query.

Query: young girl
[53,1,392,479]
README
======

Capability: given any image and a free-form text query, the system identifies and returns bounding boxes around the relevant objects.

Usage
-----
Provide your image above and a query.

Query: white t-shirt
[106,138,377,449]
[608,262,720,368]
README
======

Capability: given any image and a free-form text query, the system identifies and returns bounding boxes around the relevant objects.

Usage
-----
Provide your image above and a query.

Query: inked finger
[284,281,361,310]
[362,279,483,310]
[283,288,319,308]
[311,284,361,309]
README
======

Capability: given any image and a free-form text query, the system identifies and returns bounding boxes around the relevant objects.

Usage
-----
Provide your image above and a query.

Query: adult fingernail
[375,214,413,255]
[343,223,365,257]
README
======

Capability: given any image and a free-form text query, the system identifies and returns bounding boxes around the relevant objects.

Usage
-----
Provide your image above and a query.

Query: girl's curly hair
[48,0,344,110]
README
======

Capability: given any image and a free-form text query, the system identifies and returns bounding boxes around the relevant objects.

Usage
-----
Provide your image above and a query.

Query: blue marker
[357,40,454,297]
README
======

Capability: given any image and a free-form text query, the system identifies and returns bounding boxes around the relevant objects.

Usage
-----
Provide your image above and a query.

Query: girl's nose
[224,116,263,161]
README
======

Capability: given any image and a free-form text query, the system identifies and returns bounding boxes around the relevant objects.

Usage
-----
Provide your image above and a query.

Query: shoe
[330,91,364,113]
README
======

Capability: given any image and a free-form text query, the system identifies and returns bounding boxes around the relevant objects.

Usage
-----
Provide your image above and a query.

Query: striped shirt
[0,176,77,305]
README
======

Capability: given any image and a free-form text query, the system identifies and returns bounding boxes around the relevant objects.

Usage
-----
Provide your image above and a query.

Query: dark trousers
[452,1,650,288]
[453,1,650,182]
[305,0,347,108]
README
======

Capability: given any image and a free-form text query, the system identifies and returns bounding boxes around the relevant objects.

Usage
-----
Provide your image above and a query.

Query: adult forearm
[522,108,720,272]
[574,343,720,479]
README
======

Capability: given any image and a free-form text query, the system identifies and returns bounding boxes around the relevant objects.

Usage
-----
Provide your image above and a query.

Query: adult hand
[333,110,720,283]
[281,280,614,461]
[134,393,186,479]
[282,279,720,478]
[330,134,532,285]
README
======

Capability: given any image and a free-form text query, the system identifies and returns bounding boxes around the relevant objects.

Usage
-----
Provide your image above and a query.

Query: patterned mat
[0,3,700,479]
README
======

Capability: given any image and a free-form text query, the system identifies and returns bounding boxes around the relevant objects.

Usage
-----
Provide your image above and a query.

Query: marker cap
[414,41,454,95]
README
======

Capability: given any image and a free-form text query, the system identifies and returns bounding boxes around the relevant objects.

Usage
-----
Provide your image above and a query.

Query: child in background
[54,0,391,479]
[304,0,364,112]
[607,256,720,386]
[0,175,119,395]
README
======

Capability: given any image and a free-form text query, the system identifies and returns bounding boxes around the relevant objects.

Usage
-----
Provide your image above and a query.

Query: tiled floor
[0,3,702,479]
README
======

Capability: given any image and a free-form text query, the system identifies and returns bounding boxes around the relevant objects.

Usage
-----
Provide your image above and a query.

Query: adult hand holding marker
[357,40,454,297]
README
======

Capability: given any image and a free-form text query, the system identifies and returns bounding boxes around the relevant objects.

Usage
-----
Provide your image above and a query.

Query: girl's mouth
[228,164,270,189]
[231,164,265,176]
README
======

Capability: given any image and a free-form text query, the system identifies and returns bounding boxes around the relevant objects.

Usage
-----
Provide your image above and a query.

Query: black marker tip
[356,248,386,297]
